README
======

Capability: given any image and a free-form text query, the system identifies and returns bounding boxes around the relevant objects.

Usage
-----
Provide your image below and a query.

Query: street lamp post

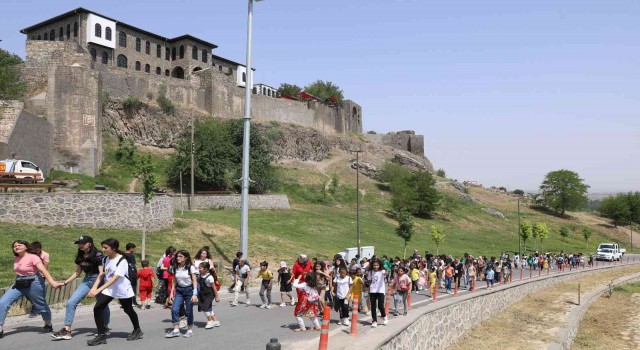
[239,0,261,259]
[517,197,521,256]
[352,149,363,258]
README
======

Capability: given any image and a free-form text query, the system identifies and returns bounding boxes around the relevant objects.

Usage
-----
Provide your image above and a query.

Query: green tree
[0,48,27,100]
[430,225,445,255]
[535,223,549,252]
[599,195,630,227]
[513,189,525,196]
[136,154,158,260]
[520,220,533,252]
[559,225,570,251]
[276,83,302,98]
[539,169,590,216]
[582,226,593,250]
[436,169,446,178]
[625,192,640,224]
[394,210,414,259]
[303,80,344,102]
[532,222,541,251]
[168,118,276,194]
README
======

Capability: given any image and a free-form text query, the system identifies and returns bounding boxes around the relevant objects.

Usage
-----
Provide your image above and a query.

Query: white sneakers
[183,330,193,338]
[205,321,221,329]
[342,318,351,326]
[245,300,251,306]
[279,302,287,307]
[371,321,377,328]
[230,301,238,306]
[382,317,388,325]
[165,329,180,338]
[260,303,268,309]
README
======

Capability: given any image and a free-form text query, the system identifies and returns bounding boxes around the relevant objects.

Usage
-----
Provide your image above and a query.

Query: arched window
[117,54,128,68]
[172,66,185,79]
[156,67,161,75]
[49,29,55,41]
[218,65,222,71]
[179,45,184,59]
[119,31,127,47]
[95,23,101,38]
[165,69,170,76]
[66,24,70,39]
[262,87,266,95]
[156,44,161,58]
[74,22,78,37]
[101,52,108,64]
[252,87,257,94]
[171,47,176,60]
[202,50,207,63]
[145,64,150,73]
[37,35,41,40]
[192,46,198,60]
[105,27,112,41]
[145,41,150,55]
[44,32,48,41]
[165,48,170,61]
[90,48,97,62]
[135,61,141,71]
[59,27,63,41]
[243,72,247,83]
[135,38,141,52]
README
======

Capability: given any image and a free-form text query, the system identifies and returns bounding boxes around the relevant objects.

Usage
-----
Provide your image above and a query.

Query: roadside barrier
[407,292,412,310]
[350,296,358,336]
[454,278,458,296]
[384,287,393,316]
[266,338,281,350]
[529,268,532,279]
[433,285,438,302]
[520,268,523,281]
[538,268,541,277]
[472,279,476,292]
[318,306,331,350]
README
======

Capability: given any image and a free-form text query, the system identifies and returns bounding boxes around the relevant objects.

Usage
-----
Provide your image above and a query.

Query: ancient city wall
[171,194,290,210]
[0,101,53,174]
[364,131,425,156]
[377,263,640,350]
[0,193,173,230]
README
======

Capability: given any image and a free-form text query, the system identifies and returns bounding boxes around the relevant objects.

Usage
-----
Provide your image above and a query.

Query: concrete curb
[548,271,640,350]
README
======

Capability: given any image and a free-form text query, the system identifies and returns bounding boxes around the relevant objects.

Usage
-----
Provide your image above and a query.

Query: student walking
[278,261,294,307]
[0,240,62,338]
[137,260,154,309]
[86,238,142,346]
[367,260,388,328]
[196,262,221,329]
[124,243,139,307]
[393,266,412,316]
[257,261,274,309]
[486,266,495,290]
[28,241,50,317]
[330,266,353,326]
[231,259,251,306]
[51,236,111,340]
[292,273,321,332]
[165,250,198,338]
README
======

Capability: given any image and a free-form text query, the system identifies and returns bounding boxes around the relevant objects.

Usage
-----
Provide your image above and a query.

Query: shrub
[114,136,136,162]
[122,96,142,110]
[367,130,377,134]
[146,92,154,100]
[436,168,446,178]
[157,96,176,116]
[100,92,110,112]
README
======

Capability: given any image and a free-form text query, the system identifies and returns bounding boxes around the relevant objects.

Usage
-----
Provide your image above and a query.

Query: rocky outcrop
[482,207,507,220]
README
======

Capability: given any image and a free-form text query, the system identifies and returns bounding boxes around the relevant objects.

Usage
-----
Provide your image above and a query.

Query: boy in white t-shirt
[330,266,353,326]
[231,259,251,306]
[87,238,142,346]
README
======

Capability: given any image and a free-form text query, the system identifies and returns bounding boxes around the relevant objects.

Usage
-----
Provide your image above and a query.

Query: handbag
[13,279,33,289]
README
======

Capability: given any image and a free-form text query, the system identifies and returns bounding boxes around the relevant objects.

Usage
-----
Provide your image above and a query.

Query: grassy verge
[574,281,640,349]
[449,265,640,350]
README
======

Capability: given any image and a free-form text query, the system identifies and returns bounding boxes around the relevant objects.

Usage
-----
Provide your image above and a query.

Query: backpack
[103,255,134,286]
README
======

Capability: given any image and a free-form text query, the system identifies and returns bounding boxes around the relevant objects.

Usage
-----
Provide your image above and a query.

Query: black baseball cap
[74,235,93,244]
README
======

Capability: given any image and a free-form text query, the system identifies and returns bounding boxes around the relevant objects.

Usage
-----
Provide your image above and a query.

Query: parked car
[595,243,623,261]
[0,159,45,183]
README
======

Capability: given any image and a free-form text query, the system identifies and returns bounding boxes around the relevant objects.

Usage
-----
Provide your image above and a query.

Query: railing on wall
[0,279,82,315]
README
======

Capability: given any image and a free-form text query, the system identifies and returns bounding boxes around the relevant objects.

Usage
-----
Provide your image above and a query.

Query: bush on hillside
[168,118,277,194]
[380,161,440,217]
[436,168,446,178]
[157,82,176,116]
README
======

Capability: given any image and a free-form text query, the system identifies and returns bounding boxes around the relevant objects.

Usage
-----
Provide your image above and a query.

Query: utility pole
[353,149,363,259]
[517,197,521,256]
[631,221,634,254]
[190,115,195,210]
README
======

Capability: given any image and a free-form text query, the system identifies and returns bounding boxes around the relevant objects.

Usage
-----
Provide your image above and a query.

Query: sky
[1,0,638,193]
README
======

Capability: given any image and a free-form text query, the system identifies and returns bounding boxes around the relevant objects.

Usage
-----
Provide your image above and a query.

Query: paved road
[2,256,638,350]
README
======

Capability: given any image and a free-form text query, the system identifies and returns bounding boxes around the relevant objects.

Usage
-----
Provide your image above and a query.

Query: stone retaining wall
[378,263,640,350]
[171,194,290,210]
[0,192,173,230]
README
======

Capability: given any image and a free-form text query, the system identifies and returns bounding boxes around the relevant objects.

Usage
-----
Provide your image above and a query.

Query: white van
[0,159,45,183]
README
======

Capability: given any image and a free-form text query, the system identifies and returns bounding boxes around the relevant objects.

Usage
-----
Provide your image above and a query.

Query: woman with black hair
[165,250,198,338]
[51,236,111,341]
[87,238,142,346]
[0,240,62,338]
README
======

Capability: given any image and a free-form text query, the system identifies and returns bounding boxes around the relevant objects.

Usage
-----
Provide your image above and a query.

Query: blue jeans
[0,275,51,325]
[64,274,110,326]
[172,286,194,326]
[445,277,453,292]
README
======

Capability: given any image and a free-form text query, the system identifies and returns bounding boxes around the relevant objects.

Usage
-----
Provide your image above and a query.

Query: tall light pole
[352,149,363,259]
[239,0,261,259]
[517,197,521,256]
[190,115,195,210]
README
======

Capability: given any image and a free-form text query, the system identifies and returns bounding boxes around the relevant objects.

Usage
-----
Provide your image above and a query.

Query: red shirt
[137,268,154,289]
[292,261,312,281]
